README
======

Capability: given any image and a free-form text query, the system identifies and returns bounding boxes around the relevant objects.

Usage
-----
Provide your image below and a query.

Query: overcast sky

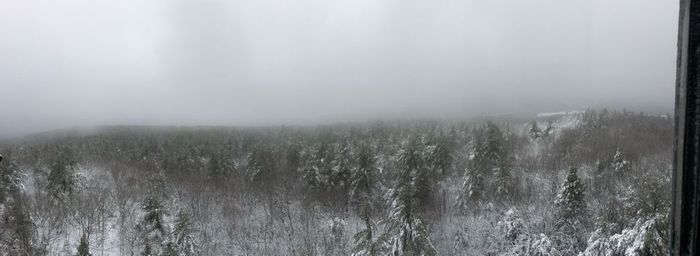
[0,0,679,137]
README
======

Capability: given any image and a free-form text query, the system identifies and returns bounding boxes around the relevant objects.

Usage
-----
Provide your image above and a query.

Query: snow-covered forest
[0,109,672,256]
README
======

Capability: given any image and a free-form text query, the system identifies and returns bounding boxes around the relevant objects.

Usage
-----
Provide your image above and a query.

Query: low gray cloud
[0,0,678,137]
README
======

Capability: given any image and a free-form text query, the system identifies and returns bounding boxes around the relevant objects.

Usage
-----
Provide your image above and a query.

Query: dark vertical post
[673,0,700,255]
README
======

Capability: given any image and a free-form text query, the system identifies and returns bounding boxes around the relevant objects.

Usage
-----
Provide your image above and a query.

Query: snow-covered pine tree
[484,122,515,201]
[352,206,376,256]
[246,145,275,186]
[591,159,608,196]
[542,120,555,138]
[285,141,302,176]
[611,149,630,175]
[625,173,670,220]
[554,167,588,253]
[139,192,168,255]
[598,109,610,128]
[316,142,336,192]
[412,148,434,208]
[75,232,92,256]
[424,135,453,179]
[529,121,541,139]
[423,135,454,213]
[47,149,78,199]
[619,171,671,253]
[484,122,506,166]
[494,163,516,202]
[206,152,225,179]
[498,208,563,256]
[3,195,37,255]
[397,138,422,200]
[351,201,388,256]
[399,136,436,209]
[581,217,667,256]
[593,196,625,236]
[330,143,352,194]
[384,139,437,256]
[299,144,321,193]
[0,153,29,254]
[555,167,587,222]
[0,152,22,204]
[350,142,377,204]
[458,128,487,209]
[459,122,513,208]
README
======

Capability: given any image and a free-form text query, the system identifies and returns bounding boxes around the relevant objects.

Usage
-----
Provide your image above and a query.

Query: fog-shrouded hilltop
[0,109,672,255]
[0,0,678,138]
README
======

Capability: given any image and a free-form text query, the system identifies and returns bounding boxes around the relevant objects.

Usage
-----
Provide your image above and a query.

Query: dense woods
[0,110,672,255]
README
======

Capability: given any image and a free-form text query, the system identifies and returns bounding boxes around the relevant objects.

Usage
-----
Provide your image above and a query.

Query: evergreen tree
[493,163,515,201]
[350,142,376,202]
[555,167,587,222]
[142,195,167,237]
[206,153,224,179]
[542,120,555,137]
[484,122,506,165]
[624,172,670,220]
[459,128,487,208]
[351,201,388,256]
[554,167,588,253]
[285,142,302,176]
[47,149,78,199]
[246,145,275,185]
[330,143,352,194]
[611,149,630,175]
[591,159,610,196]
[0,153,22,204]
[75,233,92,256]
[398,138,432,208]
[485,122,513,199]
[495,128,516,200]
[581,217,667,256]
[384,139,437,256]
[139,192,168,255]
[424,136,453,178]
[4,195,37,255]
[528,121,542,139]
[299,145,321,193]
[459,122,512,207]
[316,143,337,192]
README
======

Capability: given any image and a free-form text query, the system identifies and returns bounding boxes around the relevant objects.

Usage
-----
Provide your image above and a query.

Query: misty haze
[0,0,678,255]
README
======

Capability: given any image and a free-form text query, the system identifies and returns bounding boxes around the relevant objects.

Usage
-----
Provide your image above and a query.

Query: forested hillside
[0,109,672,256]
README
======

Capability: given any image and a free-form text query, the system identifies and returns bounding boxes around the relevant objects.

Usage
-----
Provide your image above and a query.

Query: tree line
[0,109,673,255]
